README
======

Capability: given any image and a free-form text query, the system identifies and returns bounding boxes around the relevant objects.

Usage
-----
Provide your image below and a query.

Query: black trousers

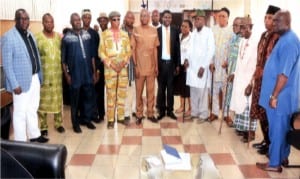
[95,76,105,118]
[260,119,270,145]
[70,84,94,127]
[156,60,175,114]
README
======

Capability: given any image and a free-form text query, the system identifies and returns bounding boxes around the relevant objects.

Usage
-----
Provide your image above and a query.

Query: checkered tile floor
[43,105,300,179]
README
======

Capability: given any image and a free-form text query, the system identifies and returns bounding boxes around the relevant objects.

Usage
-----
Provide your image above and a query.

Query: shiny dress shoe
[157,113,165,120]
[41,130,48,137]
[252,140,265,149]
[167,112,177,120]
[148,116,158,123]
[241,132,255,143]
[92,117,103,123]
[256,162,282,173]
[30,136,49,143]
[281,159,289,167]
[132,112,136,117]
[86,122,96,129]
[257,146,269,155]
[56,126,65,133]
[136,117,143,125]
[73,126,82,133]
[107,121,114,129]
[235,130,244,136]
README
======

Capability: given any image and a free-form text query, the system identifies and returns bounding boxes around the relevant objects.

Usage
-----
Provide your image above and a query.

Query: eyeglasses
[112,18,120,21]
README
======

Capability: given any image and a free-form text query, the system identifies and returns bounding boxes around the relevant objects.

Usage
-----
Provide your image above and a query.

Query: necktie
[166,28,170,55]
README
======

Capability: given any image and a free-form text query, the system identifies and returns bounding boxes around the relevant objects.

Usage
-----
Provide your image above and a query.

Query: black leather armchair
[1,140,67,178]
[286,111,300,168]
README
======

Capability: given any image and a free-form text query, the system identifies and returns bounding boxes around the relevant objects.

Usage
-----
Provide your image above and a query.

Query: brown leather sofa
[1,140,67,178]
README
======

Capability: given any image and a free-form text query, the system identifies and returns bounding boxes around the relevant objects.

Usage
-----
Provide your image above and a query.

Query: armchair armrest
[1,140,67,178]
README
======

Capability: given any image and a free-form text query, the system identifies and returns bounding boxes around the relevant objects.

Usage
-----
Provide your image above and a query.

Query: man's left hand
[174,66,180,75]
[197,67,204,78]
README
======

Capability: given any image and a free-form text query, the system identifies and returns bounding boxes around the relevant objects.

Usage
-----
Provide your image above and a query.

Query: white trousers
[125,82,136,116]
[190,87,209,119]
[13,74,41,141]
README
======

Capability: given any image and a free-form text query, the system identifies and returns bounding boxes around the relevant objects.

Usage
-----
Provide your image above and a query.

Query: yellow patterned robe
[35,32,62,114]
[99,29,131,122]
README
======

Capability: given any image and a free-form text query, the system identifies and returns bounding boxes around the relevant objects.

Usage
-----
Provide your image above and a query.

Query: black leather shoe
[252,140,266,149]
[41,130,48,136]
[136,117,143,125]
[107,121,114,129]
[92,117,103,123]
[256,162,282,173]
[148,116,158,123]
[257,146,269,155]
[167,112,177,120]
[157,113,165,120]
[86,122,96,129]
[235,130,244,136]
[132,112,136,117]
[30,136,49,143]
[56,126,65,133]
[73,126,82,133]
[281,159,289,167]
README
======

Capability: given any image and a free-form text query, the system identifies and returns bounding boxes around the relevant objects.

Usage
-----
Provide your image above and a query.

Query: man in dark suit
[156,10,180,120]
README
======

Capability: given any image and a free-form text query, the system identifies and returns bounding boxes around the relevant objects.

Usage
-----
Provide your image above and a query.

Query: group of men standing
[1,5,300,174]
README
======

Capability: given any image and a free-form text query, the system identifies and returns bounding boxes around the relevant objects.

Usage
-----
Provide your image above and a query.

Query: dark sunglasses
[112,18,120,21]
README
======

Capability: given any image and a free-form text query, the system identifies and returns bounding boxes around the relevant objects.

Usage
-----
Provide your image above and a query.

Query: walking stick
[247,96,252,148]
[209,70,214,120]
[218,79,229,135]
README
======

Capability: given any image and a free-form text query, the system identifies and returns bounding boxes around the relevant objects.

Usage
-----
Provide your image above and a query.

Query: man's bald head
[273,10,291,35]
[124,10,135,27]
[140,9,150,26]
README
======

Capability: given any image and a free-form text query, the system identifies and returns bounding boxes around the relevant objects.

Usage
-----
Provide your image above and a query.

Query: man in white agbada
[185,9,215,122]
[230,17,258,142]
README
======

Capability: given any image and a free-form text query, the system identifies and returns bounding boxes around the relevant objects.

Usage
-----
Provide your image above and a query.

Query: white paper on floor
[195,153,221,179]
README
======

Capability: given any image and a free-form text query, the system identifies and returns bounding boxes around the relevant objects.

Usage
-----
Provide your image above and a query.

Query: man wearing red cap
[250,5,280,155]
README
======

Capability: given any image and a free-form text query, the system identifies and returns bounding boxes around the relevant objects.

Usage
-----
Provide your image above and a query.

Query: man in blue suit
[2,9,48,143]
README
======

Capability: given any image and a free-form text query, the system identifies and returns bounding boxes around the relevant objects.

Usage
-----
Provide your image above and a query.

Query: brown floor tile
[239,164,270,178]
[177,116,193,123]
[97,144,120,154]
[162,136,182,144]
[210,153,236,165]
[143,128,161,136]
[122,136,142,145]
[160,122,178,129]
[69,154,95,166]
[184,144,207,153]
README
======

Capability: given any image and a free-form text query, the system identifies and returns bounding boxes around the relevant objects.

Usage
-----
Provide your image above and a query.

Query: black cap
[266,5,280,15]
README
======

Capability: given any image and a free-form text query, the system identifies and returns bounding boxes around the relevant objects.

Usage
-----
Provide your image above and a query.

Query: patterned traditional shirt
[99,29,131,70]
[61,30,94,88]
[227,34,241,75]
[212,25,233,82]
[36,32,62,113]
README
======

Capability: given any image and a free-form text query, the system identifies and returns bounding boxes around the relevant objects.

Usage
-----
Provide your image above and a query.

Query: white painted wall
[1,0,299,36]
